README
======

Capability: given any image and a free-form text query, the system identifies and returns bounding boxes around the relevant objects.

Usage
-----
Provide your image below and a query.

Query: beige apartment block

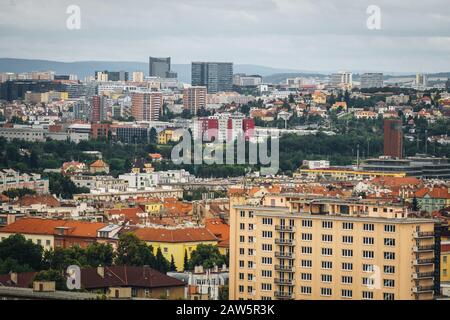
[229,192,437,300]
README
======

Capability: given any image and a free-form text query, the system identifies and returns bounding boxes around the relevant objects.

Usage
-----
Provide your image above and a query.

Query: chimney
[10,272,17,285]
[97,266,105,278]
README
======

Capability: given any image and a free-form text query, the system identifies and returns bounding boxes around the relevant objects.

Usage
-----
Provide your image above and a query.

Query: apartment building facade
[229,192,438,300]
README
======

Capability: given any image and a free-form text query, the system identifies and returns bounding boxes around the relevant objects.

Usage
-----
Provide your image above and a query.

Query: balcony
[275,238,295,246]
[413,245,435,252]
[275,265,295,272]
[275,252,295,259]
[413,231,435,239]
[274,291,294,300]
[413,285,435,293]
[275,225,295,232]
[412,272,434,279]
[274,278,294,286]
[413,258,434,266]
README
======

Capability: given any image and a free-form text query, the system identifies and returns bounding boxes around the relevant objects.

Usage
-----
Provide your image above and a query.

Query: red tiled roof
[13,195,60,207]
[134,227,217,243]
[205,218,229,242]
[415,187,450,199]
[90,160,108,168]
[0,266,184,290]
[0,218,107,238]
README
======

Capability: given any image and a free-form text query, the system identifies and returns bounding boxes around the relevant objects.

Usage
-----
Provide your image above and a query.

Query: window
[240,223,245,230]
[322,221,333,229]
[384,238,396,246]
[321,248,333,256]
[300,286,312,295]
[363,223,375,231]
[320,288,332,296]
[261,283,272,291]
[362,264,374,272]
[341,289,353,298]
[262,231,272,238]
[384,225,396,233]
[248,249,254,256]
[239,236,245,243]
[383,279,395,288]
[363,237,374,245]
[301,260,313,268]
[362,277,374,286]
[247,286,253,294]
[301,273,312,281]
[322,234,333,242]
[240,211,245,218]
[321,261,333,269]
[383,293,395,300]
[239,260,244,268]
[261,270,272,278]
[342,262,353,271]
[239,273,244,280]
[342,222,354,230]
[262,244,272,251]
[301,246,312,254]
[248,274,253,281]
[363,250,374,259]
[239,248,245,255]
[362,291,373,300]
[321,274,332,283]
[302,233,313,241]
[262,218,273,225]
[239,285,244,293]
[248,261,254,268]
[342,276,353,284]
[342,235,353,244]
[302,220,313,228]
[342,249,353,257]
[46,240,51,246]
[262,257,272,265]
[384,252,395,260]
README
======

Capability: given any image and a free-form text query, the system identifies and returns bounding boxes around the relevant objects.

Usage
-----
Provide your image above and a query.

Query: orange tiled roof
[205,218,229,242]
[90,159,108,168]
[134,227,217,243]
[371,177,421,187]
[0,218,107,238]
[13,195,60,207]
[415,186,450,199]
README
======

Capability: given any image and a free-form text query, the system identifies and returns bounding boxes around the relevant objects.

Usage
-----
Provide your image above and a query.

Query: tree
[154,247,170,273]
[412,196,420,211]
[2,188,36,199]
[183,249,189,271]
[218,285,229,300]
[85,243,115,267]
[34,269,67,291]
[0,234,43,271]
[149,128,158,145]
[169,255,177,271]
[115,233,155,267]
[188,244,226,270]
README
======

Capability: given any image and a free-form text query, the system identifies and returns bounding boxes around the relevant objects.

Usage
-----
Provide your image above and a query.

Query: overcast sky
[1,0,450,72]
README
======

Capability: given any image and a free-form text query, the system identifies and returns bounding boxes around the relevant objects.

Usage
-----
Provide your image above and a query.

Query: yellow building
[158,128,181,145]
[442,241,450,283]
[229,191,437,300]
[294,168,406,181]
[134,227,218,271]
[142,200,163,214]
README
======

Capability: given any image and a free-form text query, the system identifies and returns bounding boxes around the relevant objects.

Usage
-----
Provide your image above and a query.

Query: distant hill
[0,58,307,84]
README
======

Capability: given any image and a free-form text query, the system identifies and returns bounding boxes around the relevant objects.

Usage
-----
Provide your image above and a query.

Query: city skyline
[1,0,450,73]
